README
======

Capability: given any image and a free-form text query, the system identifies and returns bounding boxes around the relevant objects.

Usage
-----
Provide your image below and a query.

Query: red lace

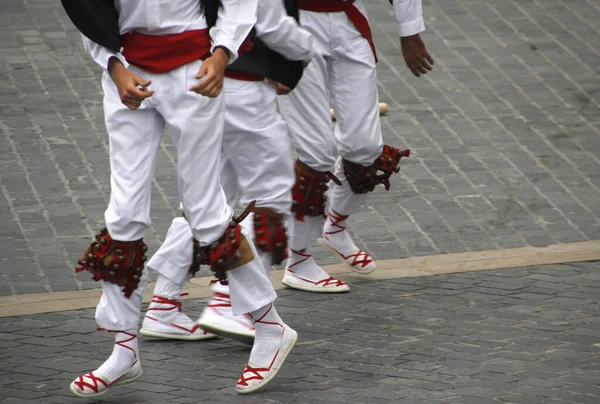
[287,249,347,286]
[325,209,348,235]
[287,248,311,271]
[208,292,232,309]
[144,296,200,334]
[237,306,285,387]
[251,304,283,332]
[73,331,137,393]
[324,209,373,269]
[148,296,183,312]
[237,350,280,387]
[315,277,346,287]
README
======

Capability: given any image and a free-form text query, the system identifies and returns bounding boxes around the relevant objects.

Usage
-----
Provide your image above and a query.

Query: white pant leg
[222,78,294,214]
[98,68,164,330]
[144,216,275,312]
[146,217,194,286]
[102,71,166,241]
[327,11,384,215]
[220,157,239,209]
[277,12,337,172]
[227,227,277,315]
[95,269,150,331]
[329,11,383,165]
[147,217,275,316]
[155,60,233,245]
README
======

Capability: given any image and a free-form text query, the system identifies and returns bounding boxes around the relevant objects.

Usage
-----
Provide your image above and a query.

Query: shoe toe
[70,372,109,397]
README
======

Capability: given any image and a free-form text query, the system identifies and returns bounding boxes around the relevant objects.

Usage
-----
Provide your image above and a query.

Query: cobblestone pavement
[1,1,600,402]
[1,262,599,403]
[1,0,599,295]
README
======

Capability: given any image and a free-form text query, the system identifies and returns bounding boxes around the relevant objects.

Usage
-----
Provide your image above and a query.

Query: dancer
[278,0,433,292]
[62,0,297,396]
[140,0,314,347]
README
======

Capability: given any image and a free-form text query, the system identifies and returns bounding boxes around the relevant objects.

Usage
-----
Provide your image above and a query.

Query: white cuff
[398,16,426,38]
[210,35,238,64]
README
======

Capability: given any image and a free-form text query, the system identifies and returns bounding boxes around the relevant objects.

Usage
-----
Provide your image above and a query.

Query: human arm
[82,36,153,109]
[209,0,259,63]
[254,0,314,63]
[192,0,258,97]
[82,35,128,72]
[391,0,434,77]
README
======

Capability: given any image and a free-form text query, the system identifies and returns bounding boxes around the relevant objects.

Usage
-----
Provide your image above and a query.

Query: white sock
[153,275,183,299]
[210,280,230,296]
[286,216,331,280]
[286,247,330,280]
[323,209,359,255]
[95,330,138,383]
[248,303,285,366]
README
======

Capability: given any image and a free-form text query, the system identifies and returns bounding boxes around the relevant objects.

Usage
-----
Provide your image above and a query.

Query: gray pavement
[2,262,600,403]
[1,0,600,402]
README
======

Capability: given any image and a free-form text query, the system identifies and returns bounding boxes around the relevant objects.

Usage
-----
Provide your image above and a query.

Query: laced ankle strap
[208,292,232,309]
[250,304,283,332]
[148,296,182,312]
[287,248,311,272]
[325,209,349,235]
[96,329,138,359]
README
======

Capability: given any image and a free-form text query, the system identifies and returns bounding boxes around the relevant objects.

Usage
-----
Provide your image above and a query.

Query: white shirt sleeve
[82,35,128,71]
[392,0,426,37]
[254,0,314,62]
[209,0,259,64]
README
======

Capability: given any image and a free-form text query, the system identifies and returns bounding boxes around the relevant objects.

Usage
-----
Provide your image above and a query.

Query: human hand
[400,34,434,77]
[108,57,154,110]
[189,47,230,97]
[267,79,293,95]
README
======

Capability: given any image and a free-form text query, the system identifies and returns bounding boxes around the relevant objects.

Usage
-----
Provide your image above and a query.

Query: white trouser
[278,8,383,217]
[277,8,383,171]
[221,77,294,214]
[220,158,239,208]
[96,269,150,331]
[102,59,233,244]
[96,59,233,330]
[146,78,294,314]
[147,218,276,315]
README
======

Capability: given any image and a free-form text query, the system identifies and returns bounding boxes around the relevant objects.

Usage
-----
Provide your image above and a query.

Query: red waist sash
[121,29,211,74]
[224,70,263,82]
[298,0,378,63]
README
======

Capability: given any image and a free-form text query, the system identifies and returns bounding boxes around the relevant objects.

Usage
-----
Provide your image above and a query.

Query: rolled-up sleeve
[82,35,128,71]
[392,0,426,37]
[209,0,259,63]
[254,0,314,62]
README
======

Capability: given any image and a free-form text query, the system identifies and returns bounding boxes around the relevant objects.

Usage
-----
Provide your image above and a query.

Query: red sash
[224,70,263,82]
[121,29,211,74]
[298,0,378,63]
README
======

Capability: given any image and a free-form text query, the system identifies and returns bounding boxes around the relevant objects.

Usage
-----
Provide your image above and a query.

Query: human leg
[161,61,295,392]
[277,11,349,292]
[322,12,408,273]
[221,78,294,271]
[71,70,164,397]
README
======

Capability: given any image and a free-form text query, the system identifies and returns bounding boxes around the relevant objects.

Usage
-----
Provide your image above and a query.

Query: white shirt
[254,0,314,63]
[391,0,426,37]
[84,0,258,71]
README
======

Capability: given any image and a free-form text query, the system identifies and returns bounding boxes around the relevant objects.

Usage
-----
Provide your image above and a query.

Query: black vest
[227,0,303,88]
[61,0,303,88]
